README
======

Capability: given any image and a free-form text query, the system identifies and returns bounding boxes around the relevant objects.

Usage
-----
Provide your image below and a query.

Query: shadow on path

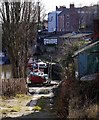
[1,110,58,120]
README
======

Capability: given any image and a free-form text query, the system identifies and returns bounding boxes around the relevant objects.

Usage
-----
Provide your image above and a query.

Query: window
[66,22,69,26]
[67,15,69,19]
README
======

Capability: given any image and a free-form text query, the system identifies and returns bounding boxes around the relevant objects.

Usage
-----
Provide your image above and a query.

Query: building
[77,5,98,32]
[37,32,61,54]
[48,4,79,33]
[57,4,79,32]
[43,20,48,30]
[48,4,98,33]
[73,40,99,81]
[48,11,61,32]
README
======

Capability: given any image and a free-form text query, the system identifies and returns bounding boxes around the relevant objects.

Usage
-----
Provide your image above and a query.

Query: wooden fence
[1,78,27,96]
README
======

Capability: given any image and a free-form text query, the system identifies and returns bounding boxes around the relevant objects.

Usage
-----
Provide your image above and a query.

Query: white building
[48,11,61,32]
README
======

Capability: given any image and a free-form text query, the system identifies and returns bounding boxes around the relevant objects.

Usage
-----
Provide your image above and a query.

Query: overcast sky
[41,0,99,13]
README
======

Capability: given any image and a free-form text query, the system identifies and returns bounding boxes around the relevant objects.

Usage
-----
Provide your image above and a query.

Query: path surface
[25,80,60,118]
[1,80,61,119]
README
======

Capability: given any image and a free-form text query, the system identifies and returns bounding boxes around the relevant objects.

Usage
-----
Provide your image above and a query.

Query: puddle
[29,100,37,107]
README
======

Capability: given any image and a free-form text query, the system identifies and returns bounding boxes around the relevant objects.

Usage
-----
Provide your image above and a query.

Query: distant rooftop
[60,33,91,39]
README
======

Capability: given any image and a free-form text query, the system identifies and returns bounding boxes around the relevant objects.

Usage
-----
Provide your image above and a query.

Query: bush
[2,78,27,97]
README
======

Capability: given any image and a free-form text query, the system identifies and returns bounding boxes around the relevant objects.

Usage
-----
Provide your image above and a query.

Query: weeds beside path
[1,93,58,119]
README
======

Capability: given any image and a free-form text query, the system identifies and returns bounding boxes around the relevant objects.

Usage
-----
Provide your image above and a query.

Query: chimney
[56,6,58,10]
[70,4,74,9]
[56,6,66,11]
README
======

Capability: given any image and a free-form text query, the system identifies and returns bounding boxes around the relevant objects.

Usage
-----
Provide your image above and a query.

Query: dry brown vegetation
[54,65,99,119]
[1,78,27,97]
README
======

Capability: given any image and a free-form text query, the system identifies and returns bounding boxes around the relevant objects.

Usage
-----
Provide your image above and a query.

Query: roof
[60,33,73,38]
[58,9,69,16]
[48,11,61,15]
[70,33,91,38]
[73,40,99,57]
[80,73,99,81]
[60,33,91,39]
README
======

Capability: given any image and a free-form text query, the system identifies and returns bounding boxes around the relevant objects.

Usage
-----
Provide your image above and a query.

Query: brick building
[48,4,98,33]
[48,4,79,33]
[57,4,79,32]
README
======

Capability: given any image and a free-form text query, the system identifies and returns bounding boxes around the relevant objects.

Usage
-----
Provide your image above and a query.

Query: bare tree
[0,1,39,78]
[36,0,47,30]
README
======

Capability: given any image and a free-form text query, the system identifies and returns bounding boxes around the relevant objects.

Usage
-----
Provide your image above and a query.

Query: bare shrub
[2,78,27,97]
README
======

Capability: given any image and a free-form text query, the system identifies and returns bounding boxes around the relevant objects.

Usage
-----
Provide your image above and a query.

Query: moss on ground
[15,94,32,99]
[36,97,50,112]
[0,93,32,117]
[32,106,42,111]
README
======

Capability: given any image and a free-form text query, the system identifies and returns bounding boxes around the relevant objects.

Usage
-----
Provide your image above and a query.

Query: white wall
[48,11,61,32]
